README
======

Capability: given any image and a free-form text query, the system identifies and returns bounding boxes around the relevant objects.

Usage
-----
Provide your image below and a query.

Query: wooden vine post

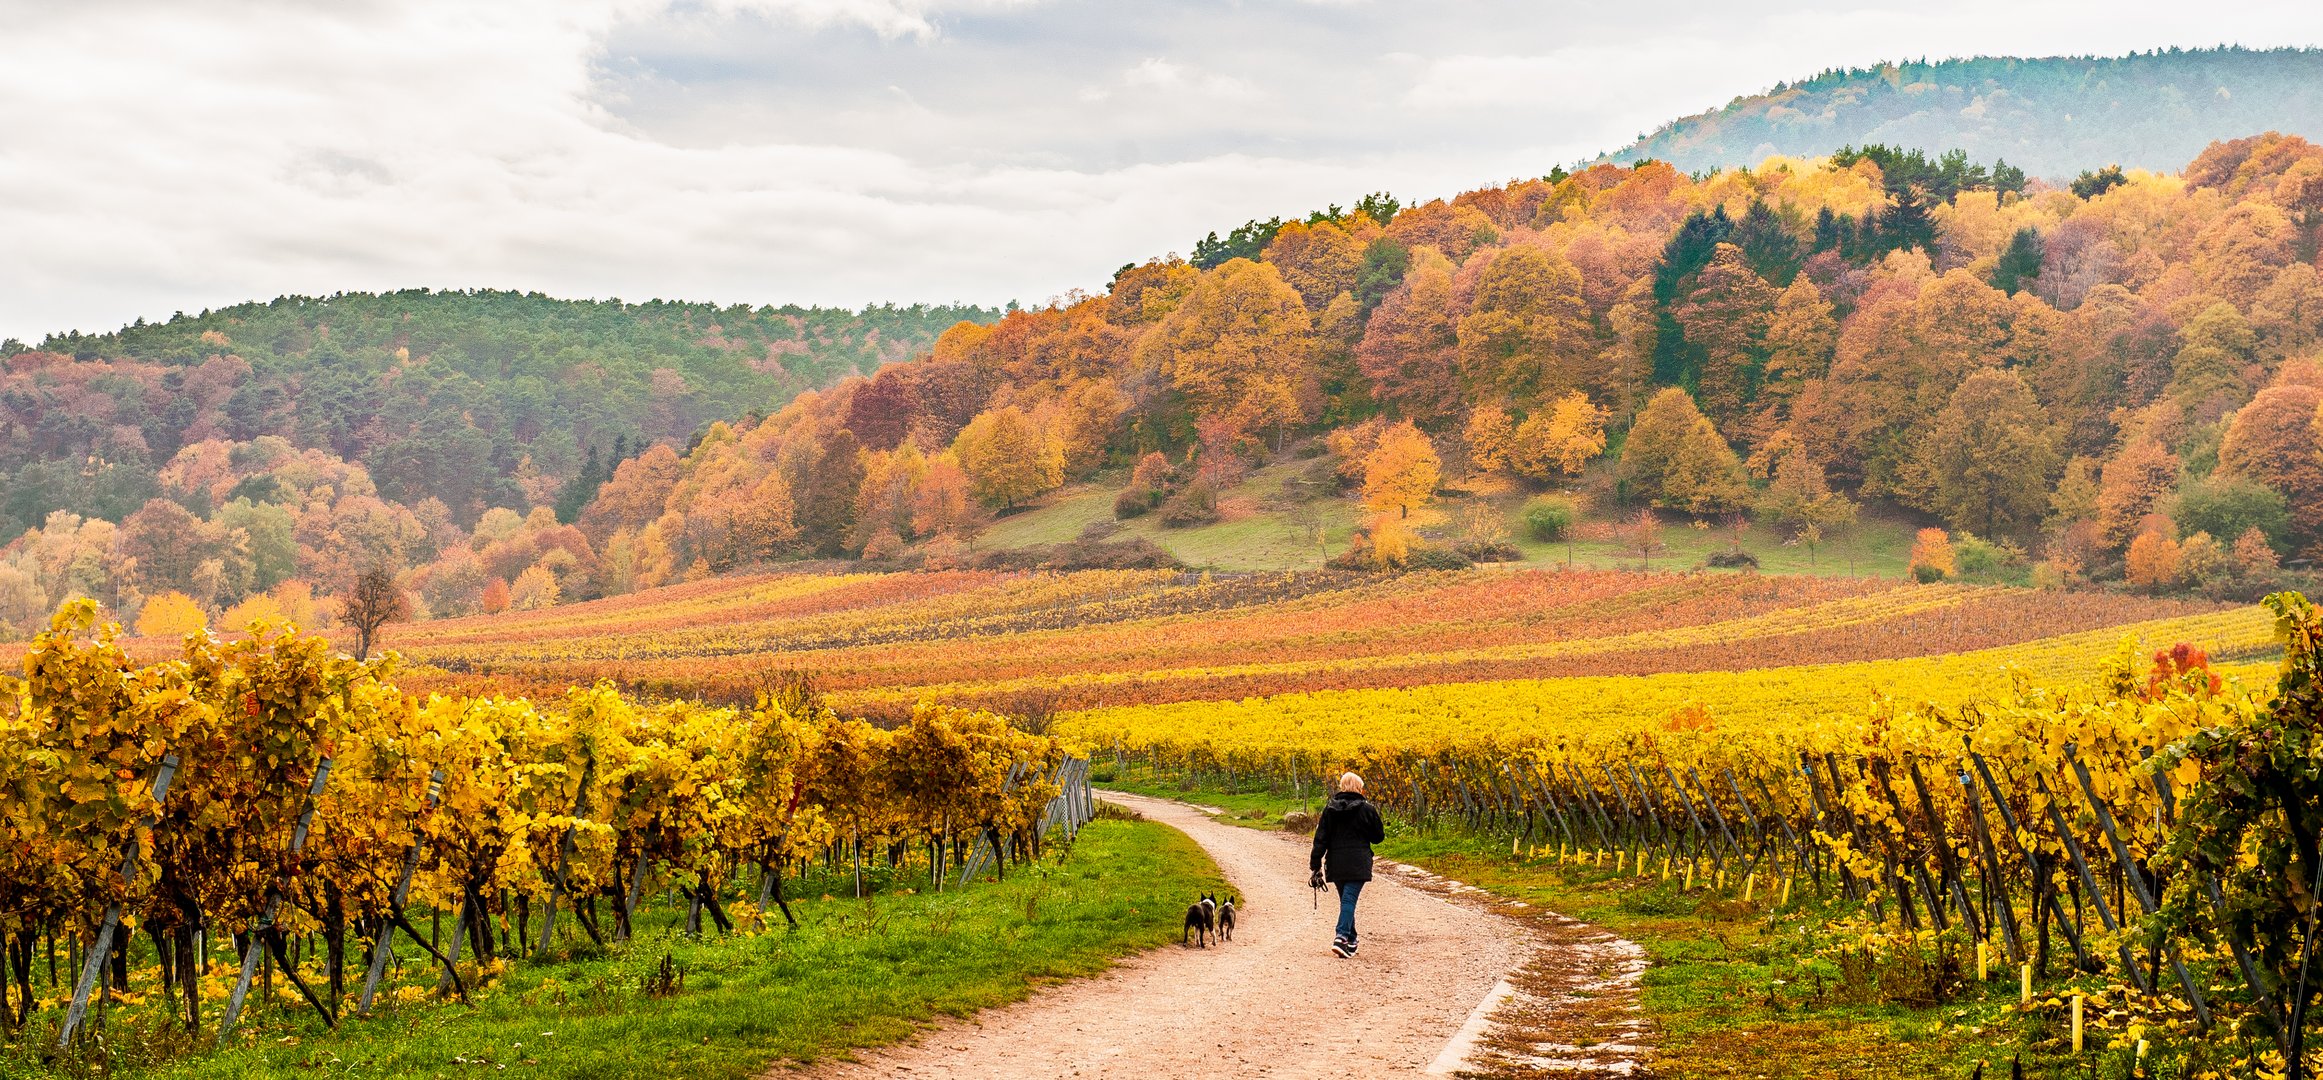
[1955,763,2026,964]
[2032,770,2150,993]
[219,758,335,1038]
[357,769,447,1016]
[56,754,180,1049]
[2063,745,2211,1030]
[537,757,597,952]
[1968,751,2088,971]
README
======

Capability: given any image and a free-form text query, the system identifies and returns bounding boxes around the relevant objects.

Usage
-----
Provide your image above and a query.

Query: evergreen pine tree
[1991,227,2044,295]
[1650,207,1734,387]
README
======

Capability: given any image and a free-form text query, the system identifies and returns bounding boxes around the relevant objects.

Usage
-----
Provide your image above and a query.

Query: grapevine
[0,604,1078,1043]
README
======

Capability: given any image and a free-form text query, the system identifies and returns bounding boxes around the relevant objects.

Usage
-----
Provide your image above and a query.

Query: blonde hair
[1338,772,1364,793]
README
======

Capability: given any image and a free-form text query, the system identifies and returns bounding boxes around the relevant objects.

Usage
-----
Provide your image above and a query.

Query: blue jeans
[1335,880,1365,944]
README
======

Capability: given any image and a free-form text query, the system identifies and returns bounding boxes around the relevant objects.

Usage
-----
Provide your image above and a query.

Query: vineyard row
[1101,605,2323,1066]
[0,601,1090,1051]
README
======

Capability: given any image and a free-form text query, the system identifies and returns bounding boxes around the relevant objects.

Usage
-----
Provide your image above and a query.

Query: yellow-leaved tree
[1508,391,1608,480]
[1361,421,1440,519]
[1617,387,1705,503]
[1454,244,1592,403]
[1367,515,1415,569]
[220,592,288,633]
[136,591,208,637]
[953,406,1065,510]
[510,564,561,611]
[1141,258,1313,440]
[1463,402,1515,474]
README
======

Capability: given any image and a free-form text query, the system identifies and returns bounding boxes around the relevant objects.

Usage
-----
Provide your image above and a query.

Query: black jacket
[1310,791,1385,883]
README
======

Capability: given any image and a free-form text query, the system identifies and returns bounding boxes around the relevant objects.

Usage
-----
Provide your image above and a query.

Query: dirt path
[794,792,1534,1078]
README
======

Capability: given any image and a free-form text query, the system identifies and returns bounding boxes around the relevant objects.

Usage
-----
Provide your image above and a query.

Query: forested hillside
[539,131,2323,610]
[1604,47,2323,178]
[0,290,994,534]
[10,127,2323,640]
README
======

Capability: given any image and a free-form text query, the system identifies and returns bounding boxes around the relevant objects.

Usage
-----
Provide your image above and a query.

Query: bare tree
[1624,509,1666,571]
[343,566,410,660]
[1285,500,1328,567]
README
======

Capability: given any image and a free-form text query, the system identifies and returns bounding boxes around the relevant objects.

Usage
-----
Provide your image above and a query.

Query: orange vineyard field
[363,568,2254,722]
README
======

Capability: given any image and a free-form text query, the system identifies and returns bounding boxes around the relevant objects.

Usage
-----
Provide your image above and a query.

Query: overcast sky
[4,0,2321,343]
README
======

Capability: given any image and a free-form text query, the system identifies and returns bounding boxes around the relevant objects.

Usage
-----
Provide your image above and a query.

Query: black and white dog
[1216,893,1236,942]
[1182,893,1217,947]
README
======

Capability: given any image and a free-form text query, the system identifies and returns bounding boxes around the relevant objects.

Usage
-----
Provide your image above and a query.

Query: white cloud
[2,0,2321,342]
[688,0,1046,40]
[1082,57,1258,105]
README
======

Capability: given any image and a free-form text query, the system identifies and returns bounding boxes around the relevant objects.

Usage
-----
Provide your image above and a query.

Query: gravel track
[791,791,1536,1078]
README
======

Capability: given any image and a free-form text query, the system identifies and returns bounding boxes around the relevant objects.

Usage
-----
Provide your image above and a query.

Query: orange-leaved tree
[2126,529,2184,591]
[2218,382,2323,552]
[1908,527,1956,582]
[1361,421,1440,519]
[2095,436,2181,550]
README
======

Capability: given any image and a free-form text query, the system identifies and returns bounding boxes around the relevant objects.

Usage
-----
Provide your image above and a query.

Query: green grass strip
[12,817,1220,1080]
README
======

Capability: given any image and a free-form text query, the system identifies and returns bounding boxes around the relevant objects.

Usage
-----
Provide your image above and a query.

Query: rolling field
[1055,604,2273,761]
[388,566,2253,725]
[3,566,2292,1079]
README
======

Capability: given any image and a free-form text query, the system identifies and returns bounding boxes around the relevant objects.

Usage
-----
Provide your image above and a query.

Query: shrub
[967,537,1184,571]
[2028,561,2069,590]
[1158,481,1220,528]
[860,529,907,561]
[1369,517,1413,567]
[1404,546,1473,570]
[2178,530,2231,589]
[2234,526,2281,582]
[1114,487,1156,519]
[1129,451,1177,490]
[1521,495,1579,541]
[136,591,208,637]
[1325,532,1377,570]
[1705,551,1759,569]
[1455,540,1523,563]
[1300,455,1340,492]
[1093,801,1141,821]
[221,592,287,633]
[1951,533,2021,578]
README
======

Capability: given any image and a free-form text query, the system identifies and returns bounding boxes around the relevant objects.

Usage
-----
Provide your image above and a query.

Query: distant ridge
[1598,46,2323,178]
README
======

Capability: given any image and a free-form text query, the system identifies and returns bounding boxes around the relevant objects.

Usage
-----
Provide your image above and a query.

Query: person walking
[1310,771,1385,958]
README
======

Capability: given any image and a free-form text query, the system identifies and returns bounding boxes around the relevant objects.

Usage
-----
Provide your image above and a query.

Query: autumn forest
[6,131,2323,638]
